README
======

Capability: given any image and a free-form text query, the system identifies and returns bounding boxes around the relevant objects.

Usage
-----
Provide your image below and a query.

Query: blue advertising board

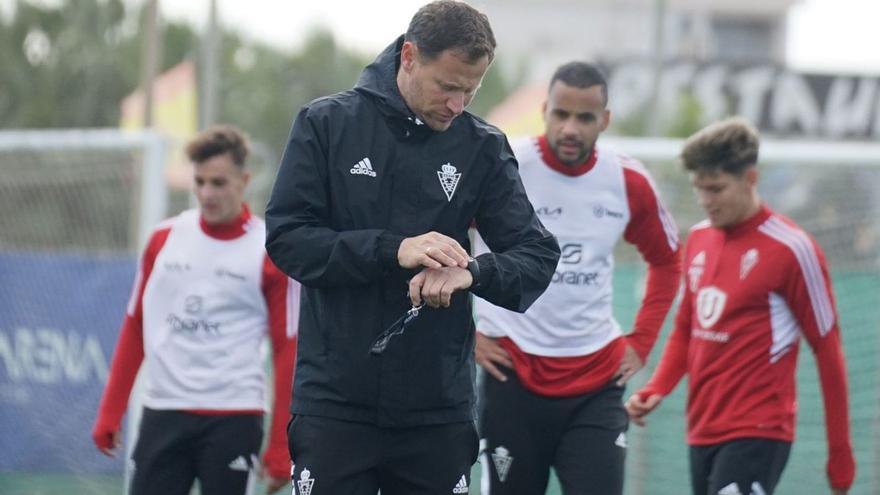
[0,252,135,474]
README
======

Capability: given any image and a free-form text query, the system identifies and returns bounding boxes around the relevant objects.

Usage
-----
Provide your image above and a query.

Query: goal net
[0,129,169,494]
[0,128,282,495]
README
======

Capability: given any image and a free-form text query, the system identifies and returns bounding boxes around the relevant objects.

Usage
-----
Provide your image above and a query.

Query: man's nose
[560,118,579,136]
[447,93,465,114]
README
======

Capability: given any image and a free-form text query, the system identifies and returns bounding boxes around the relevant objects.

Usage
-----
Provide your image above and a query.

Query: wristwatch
[466,257,481,289]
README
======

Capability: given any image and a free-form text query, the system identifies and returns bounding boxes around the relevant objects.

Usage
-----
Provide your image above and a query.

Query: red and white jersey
[141,209,278,409]
[640,205,854,489]
[475,136,680,396]
[94,205,298,478]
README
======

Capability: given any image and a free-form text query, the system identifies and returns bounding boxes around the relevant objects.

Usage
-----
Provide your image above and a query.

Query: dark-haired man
[93,125,297,494]
[474,62,681,495]
[626,118,855,495]
[266,1,559,494]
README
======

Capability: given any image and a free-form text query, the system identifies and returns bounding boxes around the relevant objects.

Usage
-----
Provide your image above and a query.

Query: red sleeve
[638,282,691,400]
[621,165,681,361]
[92,226,170,449]
[781,237,854,490]
[260,254,298,479]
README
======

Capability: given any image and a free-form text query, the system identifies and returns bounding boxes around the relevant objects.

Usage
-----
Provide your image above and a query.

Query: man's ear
[744,166,758,187]
[400,41,417,72]
[600,109,611,132]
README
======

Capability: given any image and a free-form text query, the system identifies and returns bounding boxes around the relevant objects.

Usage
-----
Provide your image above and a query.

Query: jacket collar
[354,35,448,141]
[355,35,418,121]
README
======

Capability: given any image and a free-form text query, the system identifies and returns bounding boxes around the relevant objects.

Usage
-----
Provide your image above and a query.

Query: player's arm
[781,238,855,492]
[619,165,682,383]
[474,331,514,382]
[626,268,692,426]
[260,255,298,492]
[92,227,169,456]
[472,135,561,313]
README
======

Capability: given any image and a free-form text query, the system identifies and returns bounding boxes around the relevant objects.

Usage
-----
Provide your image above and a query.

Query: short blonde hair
[681,117,759,175]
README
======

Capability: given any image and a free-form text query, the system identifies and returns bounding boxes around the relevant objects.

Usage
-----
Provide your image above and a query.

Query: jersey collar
[723,203,772,237]
[199,203,252,240]
[538,135,597,177]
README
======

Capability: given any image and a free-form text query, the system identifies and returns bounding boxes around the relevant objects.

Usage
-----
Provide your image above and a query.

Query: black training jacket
[266,36,560,427]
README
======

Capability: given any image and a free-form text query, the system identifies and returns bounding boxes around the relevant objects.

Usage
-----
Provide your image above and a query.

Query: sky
[153,0,880,74]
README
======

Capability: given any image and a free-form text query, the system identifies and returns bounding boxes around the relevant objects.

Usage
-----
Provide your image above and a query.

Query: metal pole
[648,0,667,136]
[201,0,220,129]
[141,0,162,128]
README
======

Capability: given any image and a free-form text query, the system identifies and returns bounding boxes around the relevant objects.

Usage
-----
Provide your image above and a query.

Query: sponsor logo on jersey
[184,295,202,314]
[215,267,246,281]
[536,206,563,219]
[491,446,514,483]
[552,270,599,286]
[297,468,315,495]
[166,314,221,334]
[696,286,727,329]
[593,204,624,219]
[740,248,759,280]
[688,251,706,292]
[437,163,461,202]
[163,261,192,273]
[560,243,583,264]
[693,328,730,343]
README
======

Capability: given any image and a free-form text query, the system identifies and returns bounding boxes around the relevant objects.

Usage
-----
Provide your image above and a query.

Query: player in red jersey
[92,125,297,494]
[625,118,855,495]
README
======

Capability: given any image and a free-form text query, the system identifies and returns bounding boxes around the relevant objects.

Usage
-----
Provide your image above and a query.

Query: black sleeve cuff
[470,254,495,294]
[378,232,406,270]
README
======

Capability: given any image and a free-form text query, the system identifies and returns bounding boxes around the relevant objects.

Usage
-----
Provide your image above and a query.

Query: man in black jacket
[266,1,560,493]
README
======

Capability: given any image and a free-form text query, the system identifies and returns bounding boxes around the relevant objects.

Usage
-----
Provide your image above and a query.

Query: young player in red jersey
[92,125,297,494]
[625,118,855,495]
[475,62,681,495]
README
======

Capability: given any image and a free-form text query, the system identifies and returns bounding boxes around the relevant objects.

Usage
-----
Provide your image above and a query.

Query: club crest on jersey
[696,286,727,329]
[437,163,461,202]
[688,251,706,292]
[296,467,315,495]
[491,446,514,483]
[740,248,759,280]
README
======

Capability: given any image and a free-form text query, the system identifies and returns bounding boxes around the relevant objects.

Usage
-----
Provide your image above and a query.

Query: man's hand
[93,428,121,457]
[475,332,513,382]
[409,266,472,308]
[616,344,644,386]
[398,232,469,269]
[624,393,663,427]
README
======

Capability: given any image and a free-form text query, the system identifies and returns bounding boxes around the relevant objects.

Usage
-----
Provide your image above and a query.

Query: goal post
[0,129,170,251]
